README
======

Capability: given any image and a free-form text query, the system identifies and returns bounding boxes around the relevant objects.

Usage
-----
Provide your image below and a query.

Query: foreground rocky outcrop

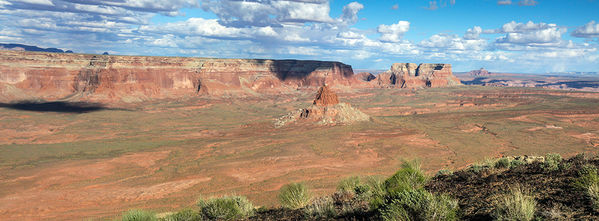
[275,85,370,127]
[0,51,462,103]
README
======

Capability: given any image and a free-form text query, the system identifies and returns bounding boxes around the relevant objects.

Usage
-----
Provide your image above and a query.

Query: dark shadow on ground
[0,101,114,113]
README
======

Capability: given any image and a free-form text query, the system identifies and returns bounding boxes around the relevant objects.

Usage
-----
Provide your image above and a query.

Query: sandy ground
[1,86,599,220]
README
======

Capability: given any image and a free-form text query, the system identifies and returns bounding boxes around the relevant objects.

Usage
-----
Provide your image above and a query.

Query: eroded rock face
[0,51,358,102]
[313,85,339,106]
[0,51,462,103]
[379,63,461,88]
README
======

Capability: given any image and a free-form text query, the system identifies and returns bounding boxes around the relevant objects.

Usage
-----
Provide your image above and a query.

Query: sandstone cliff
[364,63,461,88]
[0,51,358,102]
[0,51,461,103]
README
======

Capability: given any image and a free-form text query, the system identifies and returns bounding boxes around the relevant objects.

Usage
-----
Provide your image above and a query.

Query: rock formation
[0,51,358,102]
[377,63,461,88]
[313,85,339,106]
[275,85,370,127]
[0,51,462,103]
[468,68,491,76]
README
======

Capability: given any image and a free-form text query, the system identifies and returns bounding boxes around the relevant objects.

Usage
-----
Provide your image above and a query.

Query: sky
[0,0,598,72]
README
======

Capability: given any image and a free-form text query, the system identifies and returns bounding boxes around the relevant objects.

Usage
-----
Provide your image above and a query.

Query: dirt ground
[1,86,599,220]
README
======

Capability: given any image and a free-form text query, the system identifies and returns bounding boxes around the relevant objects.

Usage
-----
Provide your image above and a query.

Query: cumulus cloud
[572,21,599,39]
[492,21,566,49]
[464,26,482,39]
[199,0,336,27]
[377,21,410,43]
[420,34,487,52]
[497,0,512,5]
[339,2,363,25]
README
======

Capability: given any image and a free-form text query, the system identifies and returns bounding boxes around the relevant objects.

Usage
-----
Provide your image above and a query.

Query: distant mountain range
[0,43,73,53]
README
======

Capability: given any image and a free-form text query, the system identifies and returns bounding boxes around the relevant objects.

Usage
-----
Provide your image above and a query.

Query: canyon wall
[371,63,461,88]
[0,51,358,102]
[0,51,461,103]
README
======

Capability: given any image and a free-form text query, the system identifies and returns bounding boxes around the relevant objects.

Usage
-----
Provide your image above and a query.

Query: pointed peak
[313,85,339,106]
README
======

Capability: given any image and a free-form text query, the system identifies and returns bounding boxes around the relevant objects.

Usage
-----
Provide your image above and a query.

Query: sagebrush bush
[510,159,525,169]
[366,175,386,209]
[379,188,459,221]
[278,182,311,209]
[384,160,428,194]
[588,183,599,210]
[303,196,337,219]
[543,153,562,172]
[495,158,511,169]
[493,186,537,221]
[197,195,254,220]
[337,176,371,198]
[468,164,485,173]
[573,164,599,190]
[162,208,202,221]
[121,209,157,221]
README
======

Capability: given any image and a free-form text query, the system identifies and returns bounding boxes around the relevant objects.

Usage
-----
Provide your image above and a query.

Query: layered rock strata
[359,63,461,88]
[0,51,358,102]
[0,51,462,103]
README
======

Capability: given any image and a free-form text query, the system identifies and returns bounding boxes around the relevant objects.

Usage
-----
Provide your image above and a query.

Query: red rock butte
[0,51,461,103]
[313,85,339,106]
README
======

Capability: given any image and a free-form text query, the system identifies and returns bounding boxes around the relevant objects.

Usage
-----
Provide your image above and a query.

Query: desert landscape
[1,0,599,220]
[0,51,599,220]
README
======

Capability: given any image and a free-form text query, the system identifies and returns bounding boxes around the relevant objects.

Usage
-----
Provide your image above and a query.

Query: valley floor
[1,86,599,220]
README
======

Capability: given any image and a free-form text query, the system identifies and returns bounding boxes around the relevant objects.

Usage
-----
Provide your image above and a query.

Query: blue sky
[0,0,598,72]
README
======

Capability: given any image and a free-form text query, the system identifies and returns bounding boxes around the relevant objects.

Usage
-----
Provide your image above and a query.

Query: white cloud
[199,0,336,27]
[491,21,567,50]
[377,21,410,43]
[497,0,511,5]
[464,26,482,39]
[13,0,53,6]
[339,2,363,25]
[572,21,599,38]
[420,34,487,51]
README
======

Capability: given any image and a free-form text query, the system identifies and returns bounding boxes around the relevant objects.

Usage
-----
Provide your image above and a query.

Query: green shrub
[543,153,562,172]
[278,182,312,209]
[338,176,361,193]
[337,176,372,198]
[493,186,537,221]
[510,159,525,169]
[366,176,386,209]
[589,183,599,210]
[384,161,428,194]
[379,188,459,221]
[162,209,201,221]
[303,197,337,219]
[573,164,599,190]
[468,164,485,173]
[197,195,254,220]
[121,209,157,221]
[495,158,511,169]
